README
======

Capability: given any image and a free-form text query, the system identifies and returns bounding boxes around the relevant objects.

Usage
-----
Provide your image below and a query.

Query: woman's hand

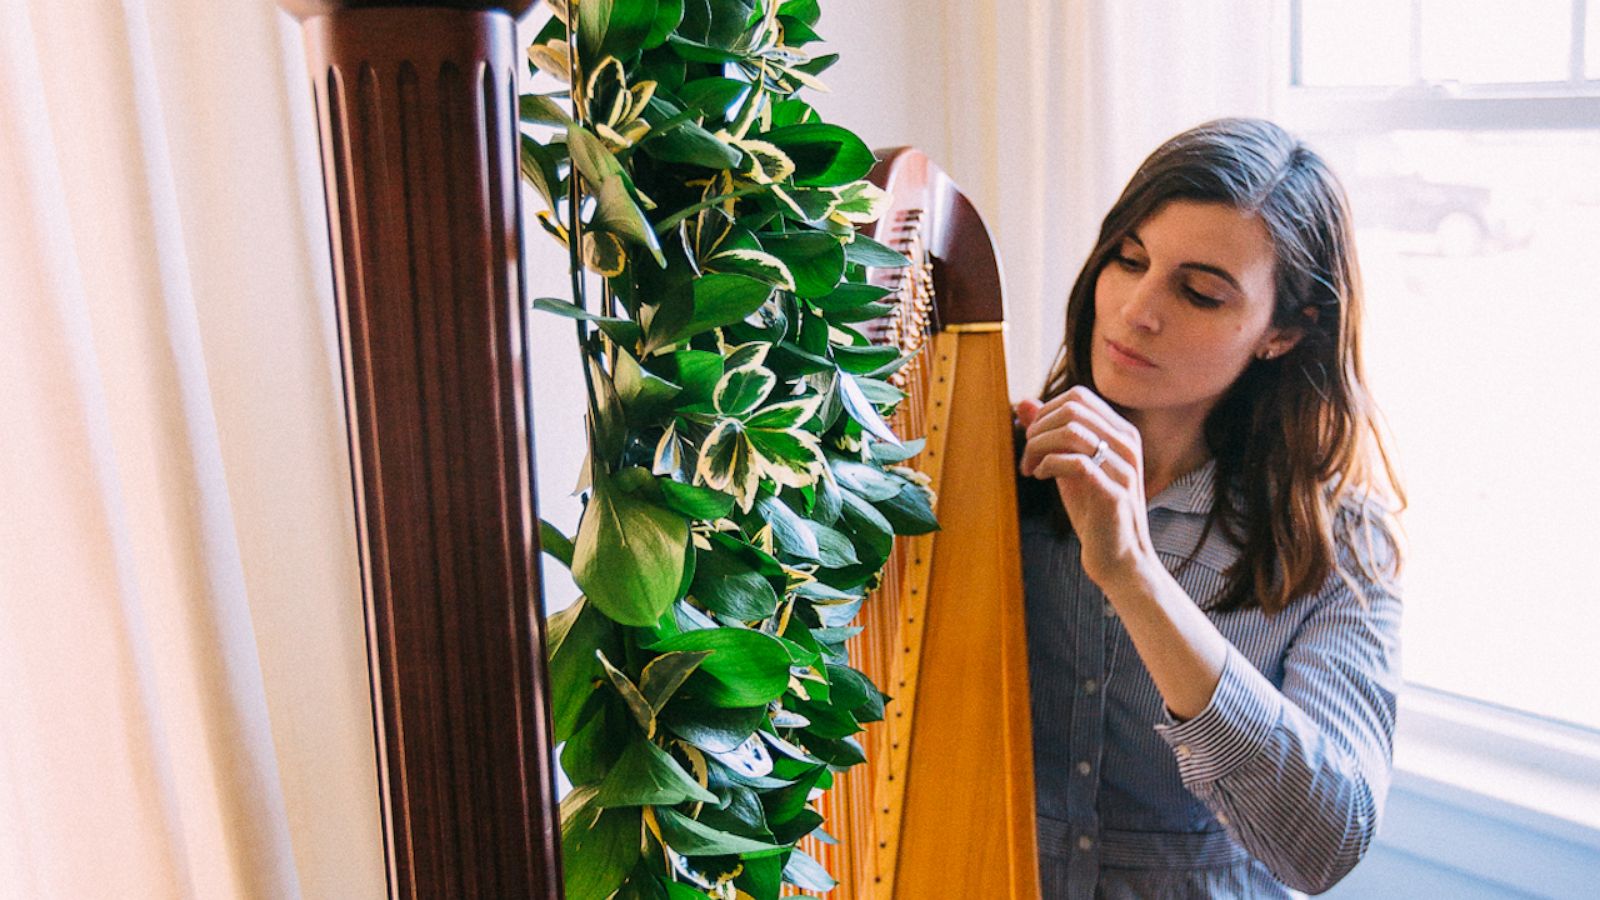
[1017,386,1157,596]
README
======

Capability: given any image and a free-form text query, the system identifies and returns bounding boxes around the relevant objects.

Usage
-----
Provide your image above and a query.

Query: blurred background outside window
[1283,0,1600,732]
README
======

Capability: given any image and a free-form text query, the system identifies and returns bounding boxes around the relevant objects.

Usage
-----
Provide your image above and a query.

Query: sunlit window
[1285,1,1600,730]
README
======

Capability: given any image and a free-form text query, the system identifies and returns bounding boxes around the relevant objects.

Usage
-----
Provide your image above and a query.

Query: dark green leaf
[644,0,684,48]
[669,349,725,403]
[531,297,644,352]
[778,0,820,26]
[614,349,682,420]
[678,77,752,118]
[768,808,824,845]
[675,0,755,49]
[563,692,628,784]
[548,598,617,742]
[807,282,892,313]
[717,784,771,832]
[653,273,773,348]
[837,487,893,563]
[691,548,780,620]
[659,478,735,518]
[573,468,689,626]
[662,701,765,753]
[777,15,821,44]
[793,52,840,77]
[875,480,939,535]
[825,299,896,324]
[734,852,784,897]
[641,98,741,168]
[665,34,744,61]
[580,0,659,62]
[594,738,717,807]
[655,807,784,856]
[803,734,865,767]
[763,123,876,187]
[758,232,846,299]
[539,518,575,569]
[833,343,900,375]
[561,786,641,900]
[844,233,912,268]
[647,627,792,707]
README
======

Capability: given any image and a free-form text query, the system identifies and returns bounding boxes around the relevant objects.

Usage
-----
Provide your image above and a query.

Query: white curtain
[0,1,384,896]
[822,0,1279,398]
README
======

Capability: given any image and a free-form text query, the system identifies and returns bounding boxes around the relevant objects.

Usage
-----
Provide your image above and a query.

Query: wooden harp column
[278,2,563,897]
[800,148,1043,898]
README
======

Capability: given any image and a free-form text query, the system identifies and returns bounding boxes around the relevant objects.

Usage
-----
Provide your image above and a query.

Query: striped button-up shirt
[1020,458,1402,898]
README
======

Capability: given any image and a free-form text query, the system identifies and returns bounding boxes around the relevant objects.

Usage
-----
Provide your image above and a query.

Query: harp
[797,148,1042,898]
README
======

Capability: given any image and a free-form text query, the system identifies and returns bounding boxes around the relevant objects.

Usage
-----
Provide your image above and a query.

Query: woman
[1016,118,1406,898]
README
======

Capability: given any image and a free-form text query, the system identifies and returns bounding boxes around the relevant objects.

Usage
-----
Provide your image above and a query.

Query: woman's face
[1090,199,1298,420]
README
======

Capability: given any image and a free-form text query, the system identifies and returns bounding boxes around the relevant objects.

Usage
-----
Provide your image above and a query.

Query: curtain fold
[0,1,384,896]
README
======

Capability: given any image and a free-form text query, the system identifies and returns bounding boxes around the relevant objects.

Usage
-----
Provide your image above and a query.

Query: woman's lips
[1105,338,1158,369]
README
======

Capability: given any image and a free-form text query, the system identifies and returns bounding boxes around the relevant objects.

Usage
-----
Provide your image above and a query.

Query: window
[1279,1,1600,731]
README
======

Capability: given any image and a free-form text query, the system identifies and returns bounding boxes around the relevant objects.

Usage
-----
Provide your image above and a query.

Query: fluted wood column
[279,3,562,897]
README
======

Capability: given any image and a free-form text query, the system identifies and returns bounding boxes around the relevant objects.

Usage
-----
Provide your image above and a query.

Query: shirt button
[1103,602,1116,617]
[1175,744,1193,760]
[1077,836,1094,851]
[1083,678,1098,695]
[1076,760,1092,776]
[1217,813,1231,826]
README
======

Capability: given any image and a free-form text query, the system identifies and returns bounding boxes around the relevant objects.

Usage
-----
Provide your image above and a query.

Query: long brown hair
[1039,118,1405,615]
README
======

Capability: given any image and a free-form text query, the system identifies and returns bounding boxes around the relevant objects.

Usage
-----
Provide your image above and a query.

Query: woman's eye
[1184,286,1224,308]
[1112,253,1147,270]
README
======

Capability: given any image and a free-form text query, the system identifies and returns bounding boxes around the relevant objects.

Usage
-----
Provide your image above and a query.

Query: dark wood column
[278,2,562,897]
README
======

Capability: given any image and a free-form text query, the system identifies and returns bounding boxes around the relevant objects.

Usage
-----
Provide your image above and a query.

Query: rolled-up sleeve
[1152,565,1403,894]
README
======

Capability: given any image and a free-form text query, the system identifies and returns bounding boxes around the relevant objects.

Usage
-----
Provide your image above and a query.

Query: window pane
[1419,0,1570,84]
[1315,130,1600,729]
[1299,0,1411,87]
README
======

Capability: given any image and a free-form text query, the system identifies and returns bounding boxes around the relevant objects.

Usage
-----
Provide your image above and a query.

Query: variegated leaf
[723,341,771,371]
[830,180,891,225]
[695,418,761,512]
[745,395,822,431]
[731,138,795,184]
[581,230,626,276]
[713,364,777,417]
[747,427,825,489]
[527,41,570,83]
[706,247,796,291]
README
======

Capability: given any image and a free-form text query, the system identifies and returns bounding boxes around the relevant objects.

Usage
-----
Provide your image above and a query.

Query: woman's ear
[1257,306,1318,360]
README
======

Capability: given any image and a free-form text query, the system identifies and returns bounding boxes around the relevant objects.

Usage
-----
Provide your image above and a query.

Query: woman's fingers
[1029,434,1137,491]
[1020,420,1095,476]
[1016,397,1045,429]
[1024,399,1139,476]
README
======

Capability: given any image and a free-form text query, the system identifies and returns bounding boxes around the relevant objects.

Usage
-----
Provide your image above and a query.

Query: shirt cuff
[1153,646,1284,785]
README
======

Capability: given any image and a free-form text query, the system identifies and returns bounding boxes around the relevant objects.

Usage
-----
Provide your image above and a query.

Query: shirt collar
[1146,457,1217,515]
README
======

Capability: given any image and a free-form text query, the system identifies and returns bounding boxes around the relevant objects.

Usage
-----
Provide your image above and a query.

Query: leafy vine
[523,2,935,896]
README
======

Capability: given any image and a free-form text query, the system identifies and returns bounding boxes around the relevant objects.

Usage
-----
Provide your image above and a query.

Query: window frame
[1270,0,1600,847]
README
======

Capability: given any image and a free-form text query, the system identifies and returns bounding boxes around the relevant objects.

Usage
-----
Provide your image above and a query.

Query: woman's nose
[1120,275,1163,334]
